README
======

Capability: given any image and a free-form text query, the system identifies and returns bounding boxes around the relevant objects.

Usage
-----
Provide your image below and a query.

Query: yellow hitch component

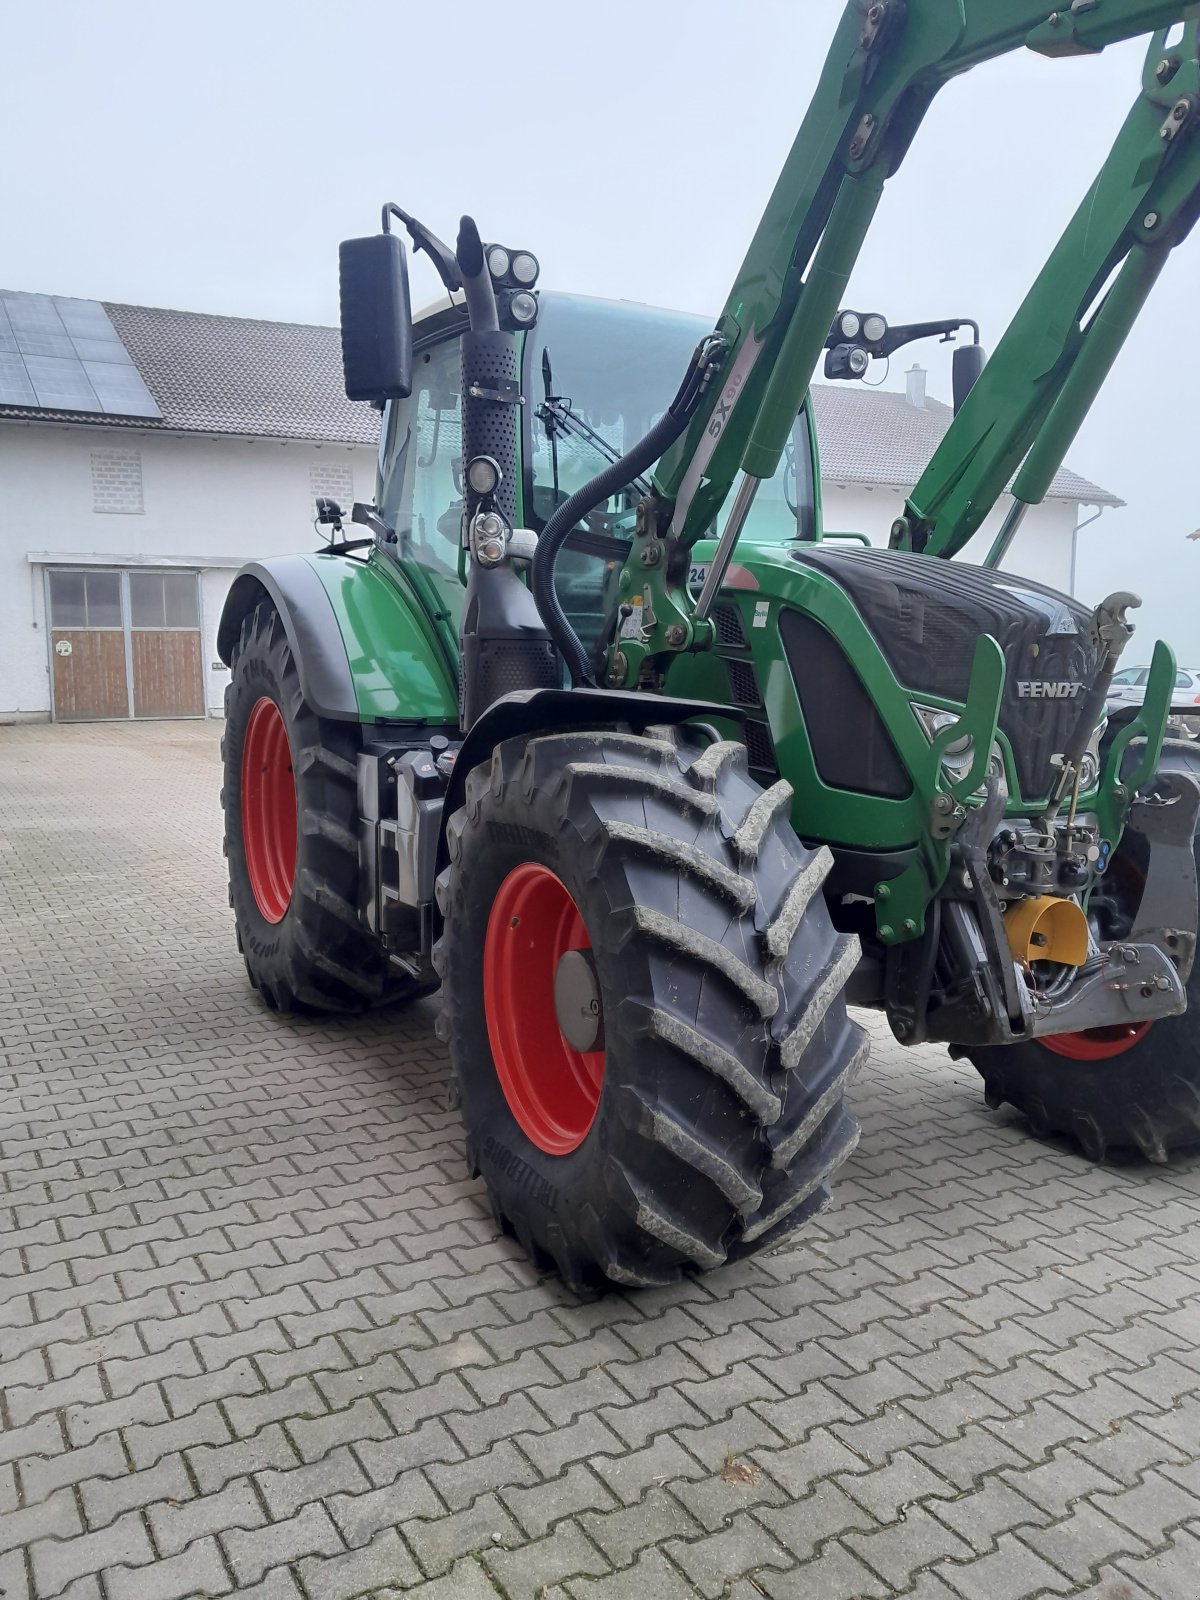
[1004,895,1089,968]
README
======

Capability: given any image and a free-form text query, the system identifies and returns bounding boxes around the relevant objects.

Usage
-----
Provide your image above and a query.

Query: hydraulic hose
[530,334,726,685]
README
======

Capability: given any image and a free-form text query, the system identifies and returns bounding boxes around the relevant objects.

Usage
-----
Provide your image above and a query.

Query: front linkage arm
[599,0,1197,691]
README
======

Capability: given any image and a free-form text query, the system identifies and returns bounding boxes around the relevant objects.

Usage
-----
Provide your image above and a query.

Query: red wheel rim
[483,864,605,1156]
[241,697,297,924]
[1042,1022,1151,1061]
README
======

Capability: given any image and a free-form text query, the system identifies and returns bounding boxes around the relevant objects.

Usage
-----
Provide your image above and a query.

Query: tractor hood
[785,545,1101,804]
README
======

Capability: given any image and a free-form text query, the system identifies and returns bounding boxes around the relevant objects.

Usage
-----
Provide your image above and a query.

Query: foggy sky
[3,0,1195,663]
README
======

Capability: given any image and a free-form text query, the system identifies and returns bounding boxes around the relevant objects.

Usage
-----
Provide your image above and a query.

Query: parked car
[1107,664,1200,740]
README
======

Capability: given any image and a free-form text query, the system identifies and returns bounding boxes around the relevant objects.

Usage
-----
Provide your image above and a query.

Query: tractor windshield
[529,294,817,655]
[530,294,816,542]
[375,292,817,649]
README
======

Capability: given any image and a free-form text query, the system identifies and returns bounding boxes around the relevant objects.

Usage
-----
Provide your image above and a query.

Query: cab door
[378,331,467,634]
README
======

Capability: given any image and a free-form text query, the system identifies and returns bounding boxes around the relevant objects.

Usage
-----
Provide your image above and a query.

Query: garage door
[47,568,204,722]
[128,573,205,718]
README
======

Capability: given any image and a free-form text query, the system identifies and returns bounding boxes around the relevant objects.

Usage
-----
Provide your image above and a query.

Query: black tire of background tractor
[434,726,868,1291]
[221,598,434,1015]
[964,739,1200,1164]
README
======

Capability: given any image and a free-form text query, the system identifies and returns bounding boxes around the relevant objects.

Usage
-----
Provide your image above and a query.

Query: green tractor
[219,1,1200,1290]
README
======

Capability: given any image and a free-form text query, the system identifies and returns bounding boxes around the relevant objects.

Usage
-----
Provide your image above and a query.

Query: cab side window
[378,338,463,582]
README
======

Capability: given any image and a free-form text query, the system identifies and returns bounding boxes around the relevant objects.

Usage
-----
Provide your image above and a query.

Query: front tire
[965,739,1200,1162]
[435,727,867,1290]
[222,598,432,1014]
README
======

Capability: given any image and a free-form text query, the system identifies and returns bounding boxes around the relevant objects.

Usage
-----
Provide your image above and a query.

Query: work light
[511,252,540,286]
[507,291,538,327]
[466,455,502,497]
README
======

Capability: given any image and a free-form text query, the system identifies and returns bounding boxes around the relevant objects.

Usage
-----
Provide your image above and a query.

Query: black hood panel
[789,547,1101,802]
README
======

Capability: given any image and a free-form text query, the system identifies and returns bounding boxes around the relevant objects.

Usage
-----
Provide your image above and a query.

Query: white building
[0,293,1118,723]
[0,294,377,723]
[811,365,1118,593]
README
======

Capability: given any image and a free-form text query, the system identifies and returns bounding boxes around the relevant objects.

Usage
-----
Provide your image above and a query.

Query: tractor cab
[375,291,820,655]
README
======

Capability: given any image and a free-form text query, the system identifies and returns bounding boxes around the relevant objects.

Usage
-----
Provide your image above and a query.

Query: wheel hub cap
[554,949,604,1054]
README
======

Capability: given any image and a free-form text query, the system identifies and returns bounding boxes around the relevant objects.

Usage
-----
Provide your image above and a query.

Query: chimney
[905,363,927,409]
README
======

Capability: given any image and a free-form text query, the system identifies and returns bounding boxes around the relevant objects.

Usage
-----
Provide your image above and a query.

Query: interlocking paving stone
[3,717,1200,1598]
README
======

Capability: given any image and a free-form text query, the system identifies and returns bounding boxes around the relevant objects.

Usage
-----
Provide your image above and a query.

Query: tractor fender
[217,554,458,726]
[439,687,742,864]
[218,557,359,721]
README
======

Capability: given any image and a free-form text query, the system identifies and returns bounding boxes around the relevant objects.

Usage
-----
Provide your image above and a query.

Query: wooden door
[47,570,130,721]
[128,572,205,718]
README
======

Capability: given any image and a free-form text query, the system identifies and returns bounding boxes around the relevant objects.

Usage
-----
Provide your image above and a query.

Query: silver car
[1108,664,1200,739]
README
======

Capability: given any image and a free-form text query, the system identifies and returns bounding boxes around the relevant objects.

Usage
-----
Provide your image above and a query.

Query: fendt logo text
[1016,681,1086,699]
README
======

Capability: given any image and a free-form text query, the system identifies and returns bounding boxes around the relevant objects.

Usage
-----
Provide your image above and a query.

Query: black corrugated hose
[529,334,726,685]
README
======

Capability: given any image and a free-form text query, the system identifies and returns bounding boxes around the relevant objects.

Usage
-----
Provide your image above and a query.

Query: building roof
[0,293,1120,505]
[0,298,377,446]
[810,383,1121,508]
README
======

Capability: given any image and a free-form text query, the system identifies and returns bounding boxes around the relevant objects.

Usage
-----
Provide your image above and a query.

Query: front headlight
[1079,716,1106,792]
[913,703,1003,789]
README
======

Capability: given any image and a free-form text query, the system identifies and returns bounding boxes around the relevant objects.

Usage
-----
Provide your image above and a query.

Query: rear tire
[965,739,1200,1162]
[222,598,433,1014]
[435,727,867,1290]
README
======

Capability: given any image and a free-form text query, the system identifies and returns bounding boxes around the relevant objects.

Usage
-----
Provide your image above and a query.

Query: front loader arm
[901,17,1200,561]
[611,0,1194,686]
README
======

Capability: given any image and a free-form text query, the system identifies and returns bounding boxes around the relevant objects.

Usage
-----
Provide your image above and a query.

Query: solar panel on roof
[83,360,160,416]
[72,335,133,365]
[0,351,37,406]
[24,354,101,410]
[56,298,119,339]
[0,292,161,419]
[16,329,76,359]
[5,295,59,332]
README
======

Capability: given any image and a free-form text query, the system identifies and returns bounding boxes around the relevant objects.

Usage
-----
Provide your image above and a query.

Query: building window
[48,569,123,628]
[129,571,200,629]
[91,448,144,514]
[309,462,354,510]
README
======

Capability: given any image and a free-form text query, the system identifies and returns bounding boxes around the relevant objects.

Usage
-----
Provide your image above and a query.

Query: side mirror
[339,233,413,404]
[952,342,986,414]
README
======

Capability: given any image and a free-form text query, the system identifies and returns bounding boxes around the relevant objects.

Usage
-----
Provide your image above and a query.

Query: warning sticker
[620,597,644,640]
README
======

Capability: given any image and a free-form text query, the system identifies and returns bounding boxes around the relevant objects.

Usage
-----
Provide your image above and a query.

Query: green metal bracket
[875,633,1006,944]
[604,497,716,688]
[1097,637,1177,843]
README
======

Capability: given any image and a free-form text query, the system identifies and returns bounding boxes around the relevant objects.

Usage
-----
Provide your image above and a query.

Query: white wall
[822,481,1081,595]
[0,419,1091,724]
[0,423,376,720]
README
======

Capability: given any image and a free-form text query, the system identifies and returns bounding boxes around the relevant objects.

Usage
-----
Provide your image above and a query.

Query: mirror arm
[382,203,463,293]
[875,317,979,358]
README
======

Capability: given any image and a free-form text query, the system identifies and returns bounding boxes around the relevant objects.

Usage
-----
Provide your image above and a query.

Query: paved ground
[2,721,1200,1600]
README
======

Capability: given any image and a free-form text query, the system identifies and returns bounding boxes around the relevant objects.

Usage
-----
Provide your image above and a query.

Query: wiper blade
[538,349,651,497]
